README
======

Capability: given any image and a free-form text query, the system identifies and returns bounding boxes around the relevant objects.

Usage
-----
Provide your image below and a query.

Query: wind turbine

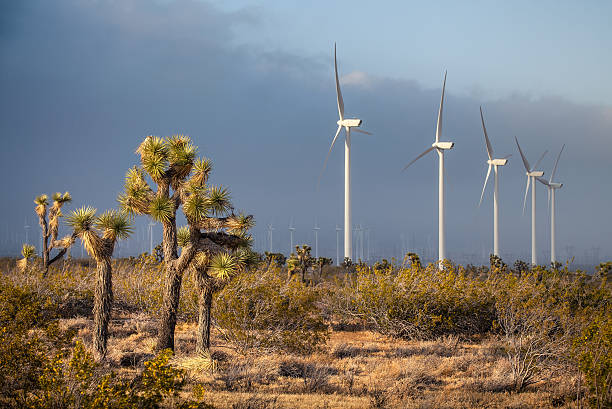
[313,220,320,258]
[335,225,342,266]
[515,137,547,266]
[148,221,155,255]
[320,43,371,262]
[478,107,510,257]
[288,219,296,255]
[536,144,565,264]
[267,224,274,253]
[402,71,454,264]
[24,218,30,245]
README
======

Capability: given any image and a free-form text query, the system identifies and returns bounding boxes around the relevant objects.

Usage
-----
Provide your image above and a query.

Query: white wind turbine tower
[335,225,342,266]
[24,218,30,245]
[288,219,296,255]
[536,144,565,264]
[477,107,510,257]
[148,221,155,255]
[267,224,274,253]
[515,137,547,266]
[403,71,454,264]
[320,43,371,262]
[313,220,320,258]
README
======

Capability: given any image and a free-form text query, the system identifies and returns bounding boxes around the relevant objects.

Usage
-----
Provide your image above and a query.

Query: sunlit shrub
[214,268,329,353]
[325,260,495,339]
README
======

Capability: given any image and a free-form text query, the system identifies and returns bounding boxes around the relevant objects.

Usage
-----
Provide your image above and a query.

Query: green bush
[214,268,329,354]
[325,260,495,339]
[0,280,73,406]
[573,310,611,408]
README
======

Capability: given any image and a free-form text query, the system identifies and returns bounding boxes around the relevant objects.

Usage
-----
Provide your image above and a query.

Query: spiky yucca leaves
[137,136,169,183]
[167,135,196,188]
[96,210,133,241]
[118,167,154,216]
[149,197,174,224]
[207,186,232,216]
[188,158,213,188]
[66,207,104,261]
[34,194,48,218]
[17,244,37,271]
[177,226,190,248]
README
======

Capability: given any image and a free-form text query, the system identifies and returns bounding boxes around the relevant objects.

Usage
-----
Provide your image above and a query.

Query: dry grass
[60,313,580,409]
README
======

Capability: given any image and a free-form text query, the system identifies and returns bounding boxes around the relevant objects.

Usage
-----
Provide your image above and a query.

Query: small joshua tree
[119,135,254,351]
[33,192,74,276]
[287,245,313,282]
[314,257,332,281]
[66,207,132,361]
[17,244,37,271]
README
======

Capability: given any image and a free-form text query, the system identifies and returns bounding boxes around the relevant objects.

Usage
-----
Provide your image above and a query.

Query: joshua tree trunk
[157,264,183,351]
[93,257,113,361]
[156,219,183,352]
[196,277,214,354]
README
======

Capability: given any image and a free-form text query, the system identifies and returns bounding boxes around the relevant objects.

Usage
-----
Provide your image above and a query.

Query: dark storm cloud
[1,0,610,266]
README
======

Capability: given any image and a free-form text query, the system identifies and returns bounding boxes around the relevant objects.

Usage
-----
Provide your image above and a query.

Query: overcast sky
[1,0,611,267]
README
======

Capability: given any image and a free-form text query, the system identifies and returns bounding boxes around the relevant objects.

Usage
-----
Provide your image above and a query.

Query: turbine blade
[549,144,565,183]
[318,125,343,187]
[435,71,447,143]
[479,164,492,207]
[523,176,530,215]
[533,149,548,171]
[535,176,550,186]
[402,146,435,171]
[515,136,531,172]
[480,106,493,160]
[334,43,344,121]
[502,154,512,159]
[353,128,372,135]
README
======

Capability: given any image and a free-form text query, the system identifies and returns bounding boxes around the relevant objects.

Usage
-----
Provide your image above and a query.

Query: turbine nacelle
[432,141,454,150]
[487,158,508,166]
[550,182,563,189]
[527,171,544,177]
[337,118,362,128]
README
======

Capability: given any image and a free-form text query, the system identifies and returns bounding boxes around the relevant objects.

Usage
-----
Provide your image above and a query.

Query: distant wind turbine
[24,218,30,245]
[403,71,454,263]
[267,224,274,253]
[536,144,565,264]
[288,219,296,255]
[515,137,547,265]
[148,221,155,255]
[313,220,320,258]
[320,43,371,262]
[478,107,510,257]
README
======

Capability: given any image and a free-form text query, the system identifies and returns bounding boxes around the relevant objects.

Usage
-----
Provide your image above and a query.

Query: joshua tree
[118,135,254,351]
[287,245,313,282]
[178,225,257,354]
[264,251,286,269]
[314,257,332,281]
[17,244,37,271]
[33,192,74,276]
[66,207,132,361]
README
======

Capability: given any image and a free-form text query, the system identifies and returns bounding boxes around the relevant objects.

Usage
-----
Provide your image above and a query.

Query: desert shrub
[26,344,213,409]
[573,309,611,408]
[324,260,495,339]
[0,280,73,406]
[491,268,610,393]
[214,268,329,354]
